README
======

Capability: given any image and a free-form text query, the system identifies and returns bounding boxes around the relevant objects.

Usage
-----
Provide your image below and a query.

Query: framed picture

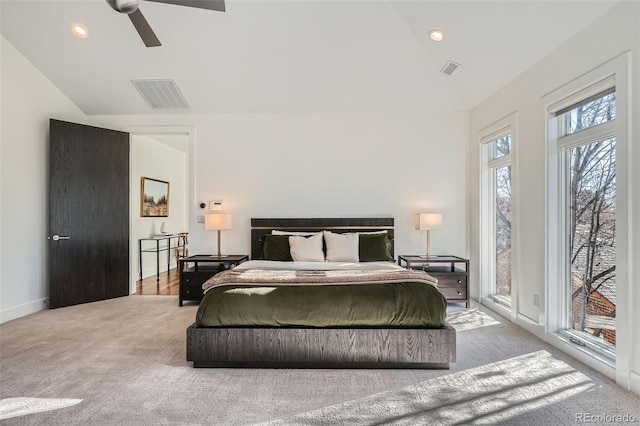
[141,177,169,217]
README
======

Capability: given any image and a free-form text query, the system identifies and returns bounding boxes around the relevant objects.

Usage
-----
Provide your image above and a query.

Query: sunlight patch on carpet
[447,308,500,332]
[0,397,82,420]
[259,351,594,425]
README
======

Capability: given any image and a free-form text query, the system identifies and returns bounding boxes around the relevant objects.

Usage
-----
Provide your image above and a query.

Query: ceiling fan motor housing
[106,0,140,14]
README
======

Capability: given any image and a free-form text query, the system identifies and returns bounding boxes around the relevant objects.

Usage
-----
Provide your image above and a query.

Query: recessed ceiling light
[72,24,89,39]
[429,30,444,42]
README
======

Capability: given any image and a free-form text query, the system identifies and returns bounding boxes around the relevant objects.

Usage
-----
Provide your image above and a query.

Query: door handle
[50,234,70,241]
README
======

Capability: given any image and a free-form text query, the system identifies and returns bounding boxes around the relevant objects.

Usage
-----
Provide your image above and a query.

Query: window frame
[544,53,631,382]
[479,113,518,320]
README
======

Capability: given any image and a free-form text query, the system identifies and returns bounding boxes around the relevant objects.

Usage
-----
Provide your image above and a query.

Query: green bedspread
[195,268,447,328]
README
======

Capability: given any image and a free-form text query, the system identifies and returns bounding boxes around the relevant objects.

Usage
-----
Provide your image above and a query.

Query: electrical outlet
[197,215,205,223]
[533,294,539,307]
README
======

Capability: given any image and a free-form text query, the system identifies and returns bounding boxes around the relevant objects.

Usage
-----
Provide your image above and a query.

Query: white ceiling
[1,0,619,115]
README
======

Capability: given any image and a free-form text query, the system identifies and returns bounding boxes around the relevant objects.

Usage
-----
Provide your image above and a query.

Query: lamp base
[209,254,229,258]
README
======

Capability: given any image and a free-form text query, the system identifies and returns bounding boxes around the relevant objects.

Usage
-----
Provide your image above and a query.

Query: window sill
[480,296,511,319]
[546,331,616,381]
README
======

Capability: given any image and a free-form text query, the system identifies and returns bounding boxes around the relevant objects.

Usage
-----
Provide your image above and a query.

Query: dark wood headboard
[250,217,394,260]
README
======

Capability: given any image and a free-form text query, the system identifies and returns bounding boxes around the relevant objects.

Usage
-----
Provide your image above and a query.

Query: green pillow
[262,234,293,261]
[359,233,393,262]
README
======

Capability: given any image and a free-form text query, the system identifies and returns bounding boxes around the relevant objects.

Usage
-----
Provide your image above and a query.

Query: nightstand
[398,255,469,308]
[179,254,248,306]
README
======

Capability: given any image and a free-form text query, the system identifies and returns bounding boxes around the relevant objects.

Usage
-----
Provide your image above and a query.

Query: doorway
[130,132,190,295]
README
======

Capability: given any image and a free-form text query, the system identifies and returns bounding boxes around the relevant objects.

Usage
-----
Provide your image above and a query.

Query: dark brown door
[49,119,129,309]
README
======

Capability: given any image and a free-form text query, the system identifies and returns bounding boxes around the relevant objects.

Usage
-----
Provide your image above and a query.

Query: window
[568,138,617,346]
[554,90,617,352]
[493,137,512,301]
[543,58,634,366]
[480,114,516,312]
[544,54,633,382]
[557,89,616,136]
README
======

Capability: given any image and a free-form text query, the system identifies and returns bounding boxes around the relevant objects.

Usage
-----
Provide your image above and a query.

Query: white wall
[468,1,639,394]
[1,31,469,323]
[92,112,469,261]
[0,36,87,322]
[130,135,188,289]
[0,37,192,320]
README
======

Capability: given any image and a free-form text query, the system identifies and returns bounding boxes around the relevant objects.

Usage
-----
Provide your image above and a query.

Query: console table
[139,235,183,281]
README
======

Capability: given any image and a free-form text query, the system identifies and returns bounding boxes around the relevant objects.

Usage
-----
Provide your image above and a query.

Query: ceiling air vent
[131,79,190,109]
[440,60,461,76]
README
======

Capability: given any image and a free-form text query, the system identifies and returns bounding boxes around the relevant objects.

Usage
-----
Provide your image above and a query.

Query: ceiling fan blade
[145,0,225,12]
[128,9,161,47]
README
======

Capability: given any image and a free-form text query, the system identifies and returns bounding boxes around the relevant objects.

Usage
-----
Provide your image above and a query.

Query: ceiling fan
[106,0,225,47]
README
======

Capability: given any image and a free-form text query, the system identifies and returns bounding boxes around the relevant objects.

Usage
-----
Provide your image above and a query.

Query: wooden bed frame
[186,218,456,368]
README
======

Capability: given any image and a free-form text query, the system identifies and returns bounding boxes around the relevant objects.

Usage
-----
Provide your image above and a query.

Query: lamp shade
[417,213,443,231]
[205,213,232,231]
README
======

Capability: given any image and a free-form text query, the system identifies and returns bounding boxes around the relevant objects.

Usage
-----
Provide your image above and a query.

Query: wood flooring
[136,268,179,295]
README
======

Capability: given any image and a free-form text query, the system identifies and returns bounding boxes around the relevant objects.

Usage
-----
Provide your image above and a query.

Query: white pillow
[323,230,359,262]
[289,233,325,262]
[272,230,320,236]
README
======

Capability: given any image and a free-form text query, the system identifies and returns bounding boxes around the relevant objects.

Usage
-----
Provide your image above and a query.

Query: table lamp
[205,213,232,258]
[416,213,442,258]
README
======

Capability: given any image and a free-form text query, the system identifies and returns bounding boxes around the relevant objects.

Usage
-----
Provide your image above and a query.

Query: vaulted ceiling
[1,0,619,115]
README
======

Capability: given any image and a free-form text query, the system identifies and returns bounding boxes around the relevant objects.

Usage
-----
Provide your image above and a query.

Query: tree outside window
[563,93,616,348]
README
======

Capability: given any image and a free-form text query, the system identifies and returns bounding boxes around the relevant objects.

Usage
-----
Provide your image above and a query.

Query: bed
[186,218,456,368]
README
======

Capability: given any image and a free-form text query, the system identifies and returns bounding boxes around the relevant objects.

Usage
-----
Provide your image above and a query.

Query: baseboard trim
[141,266,170,280]
[480,297,546,339]
[0,298,47,324]
[630,371,640,396]
[515,314,545,340]
[141,261,178,281]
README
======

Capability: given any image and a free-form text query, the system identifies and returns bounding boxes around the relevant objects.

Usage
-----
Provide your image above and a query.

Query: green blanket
[196,268,447,328]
